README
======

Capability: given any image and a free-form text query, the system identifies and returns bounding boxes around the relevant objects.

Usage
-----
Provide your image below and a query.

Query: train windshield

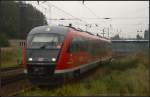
[28,33,64,49]
[32,35,58,43]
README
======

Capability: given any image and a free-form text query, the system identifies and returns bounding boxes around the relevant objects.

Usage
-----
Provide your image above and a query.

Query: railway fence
[111,40,149,58]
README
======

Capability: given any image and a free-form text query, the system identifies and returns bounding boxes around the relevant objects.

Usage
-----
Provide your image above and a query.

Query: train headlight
[28,58,33,61]
[52,58,56,62]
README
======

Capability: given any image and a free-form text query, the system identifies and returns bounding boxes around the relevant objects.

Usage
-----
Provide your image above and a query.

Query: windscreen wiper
[40,43,48,49]
[39,41,56,49]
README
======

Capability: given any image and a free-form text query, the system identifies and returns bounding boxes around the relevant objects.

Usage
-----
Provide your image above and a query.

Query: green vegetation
[1,47,23,68]
[0,33,9,47]
[20,52,148,96]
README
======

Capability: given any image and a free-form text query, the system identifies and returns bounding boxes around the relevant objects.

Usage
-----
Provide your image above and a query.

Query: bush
[0,33,9,47]
[1,47,23,68]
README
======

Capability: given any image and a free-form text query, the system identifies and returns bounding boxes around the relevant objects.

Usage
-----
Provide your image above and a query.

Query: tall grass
[1,47,23,68]
[20,52,149,96]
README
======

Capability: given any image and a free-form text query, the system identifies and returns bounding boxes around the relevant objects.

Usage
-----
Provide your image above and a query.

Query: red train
[23,25,112,84]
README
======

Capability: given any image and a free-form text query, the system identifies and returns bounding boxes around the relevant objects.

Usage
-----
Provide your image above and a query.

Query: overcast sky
[26,1,149,38]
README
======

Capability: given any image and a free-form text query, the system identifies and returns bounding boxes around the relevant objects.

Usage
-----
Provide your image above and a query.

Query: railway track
[0,62,110,96]
[1,74,27,86]
[1,66,33,96]
[1,78,33,96]
[1,65,24,76]
[1,66,21,71]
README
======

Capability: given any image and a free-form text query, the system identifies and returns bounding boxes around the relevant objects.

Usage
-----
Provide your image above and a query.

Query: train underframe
[26,57,112,85]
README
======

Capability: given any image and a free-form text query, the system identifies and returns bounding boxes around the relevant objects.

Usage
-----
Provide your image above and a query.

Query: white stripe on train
[54,58,110,74]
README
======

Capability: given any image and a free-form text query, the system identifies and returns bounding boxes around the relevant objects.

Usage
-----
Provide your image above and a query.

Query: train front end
[23,26,67,84]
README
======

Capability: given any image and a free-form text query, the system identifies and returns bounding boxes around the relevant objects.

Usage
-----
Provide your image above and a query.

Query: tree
[18,1,47,39]
[0,1,47,41]
[0,33,9,47]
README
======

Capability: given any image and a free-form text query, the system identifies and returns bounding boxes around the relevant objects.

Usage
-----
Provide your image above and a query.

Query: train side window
[67,35,77,53]
[82,37,88,51]
[87,38,92,54]
[77,36,83,51]
[67,41,72,53]
[78,36,88,52]
[67,35,90,53]
[68,40,74,53]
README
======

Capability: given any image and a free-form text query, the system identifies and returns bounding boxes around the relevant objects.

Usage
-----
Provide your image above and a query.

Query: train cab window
[28,33,64,49]
[79,36,88,51]
[68,35,77,53]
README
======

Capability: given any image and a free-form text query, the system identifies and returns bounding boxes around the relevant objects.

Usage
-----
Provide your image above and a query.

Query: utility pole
[0,0,2,87]
[37,0,40,4]
[101,28,106,37]
[48,5,52,25]
[82,0,85,5]
[0,0,2,70]
[107,27,109,38]
[109,24,112,38]
[40,2,52,25]
[85,24,88,32]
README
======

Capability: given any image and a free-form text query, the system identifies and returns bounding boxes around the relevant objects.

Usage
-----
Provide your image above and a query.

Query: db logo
[38,58,44,61]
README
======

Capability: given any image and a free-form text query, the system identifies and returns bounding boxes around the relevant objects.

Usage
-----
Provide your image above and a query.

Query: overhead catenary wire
[38,1,93,30]
[35,1,148,38]
[37,1,113,34]
[127,6,149,15]
[45,2,88,24]
[40,1,95,31]
[80,3,114,38]
[57,16,148,20]
[42,17,148,20]
[83,4,100,19]
[37,1,148,22]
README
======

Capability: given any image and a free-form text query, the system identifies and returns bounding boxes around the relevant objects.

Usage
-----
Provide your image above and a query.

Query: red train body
[23,25,112,84]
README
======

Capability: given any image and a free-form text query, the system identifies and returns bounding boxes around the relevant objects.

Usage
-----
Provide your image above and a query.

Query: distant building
[111,40,149,57]
[144,29,149,40]
[9,39,26,47]
[136,34,143,40]
[111,34,120,40]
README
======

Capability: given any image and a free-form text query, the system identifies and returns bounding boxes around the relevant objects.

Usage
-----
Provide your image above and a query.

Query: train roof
[28,25,69,36]
[111,39,149,43]
[28,25,95,36]
[28,25,111,42]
